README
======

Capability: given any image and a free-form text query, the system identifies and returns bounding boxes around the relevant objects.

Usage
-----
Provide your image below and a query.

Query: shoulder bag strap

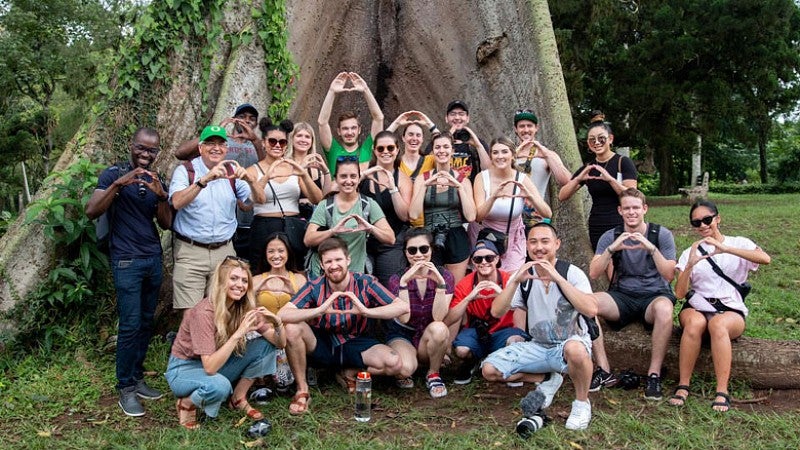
[504,172,520,235]
[697,245,745,293]
[267,181,285,217]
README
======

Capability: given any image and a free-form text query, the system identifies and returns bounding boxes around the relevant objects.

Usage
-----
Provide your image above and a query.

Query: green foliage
[768,119,800,183]
[708,181,800,195]
[252,1,299,120]
[1,160,114,354]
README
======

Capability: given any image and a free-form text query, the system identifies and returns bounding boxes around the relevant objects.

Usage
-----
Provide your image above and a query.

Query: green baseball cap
[199,125,227,142]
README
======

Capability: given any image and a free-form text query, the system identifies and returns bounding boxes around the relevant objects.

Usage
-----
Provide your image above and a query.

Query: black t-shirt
[423,138,488,183]
[570,153,638,232]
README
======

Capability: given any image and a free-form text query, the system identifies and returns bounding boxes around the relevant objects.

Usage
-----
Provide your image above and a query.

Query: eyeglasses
[515,109,534,115]
[376,145,397,153]
[471,255,497,265]
[406,245,431,255]
[336,155,358,162]
[587,136,608,146]
[201,141,227,150]
[224,255,250,265]
[132,143,160,155]
[267,138,288,148]
[690,214,717,228]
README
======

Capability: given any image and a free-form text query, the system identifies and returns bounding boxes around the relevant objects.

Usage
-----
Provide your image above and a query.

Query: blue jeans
[453,326,530,359]
[165,338,276,418]
[112,256,162,390]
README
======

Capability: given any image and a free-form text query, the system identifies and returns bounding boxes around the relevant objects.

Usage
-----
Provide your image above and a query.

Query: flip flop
[669,385,690,407]
[289,392,311,415]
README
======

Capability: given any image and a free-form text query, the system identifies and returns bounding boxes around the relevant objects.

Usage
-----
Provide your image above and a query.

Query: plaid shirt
[291,272,395,346]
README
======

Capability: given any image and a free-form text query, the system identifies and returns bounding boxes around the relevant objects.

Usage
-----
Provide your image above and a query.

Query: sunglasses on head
[472,254,497,265]
[406,245,430,255]
[337,155,358,162]
[225,255,250,265]
[515,108,534,115]
[267,138,288,148]
[587,136,608,146]
[376,145,397,153]
[690,214,717,228]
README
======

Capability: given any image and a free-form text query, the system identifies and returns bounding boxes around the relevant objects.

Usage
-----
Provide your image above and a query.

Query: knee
[385,352,404,375]
[564,341,590,365]
[455,346,472,359]
[680,317,706,340]
[285,323,303,343]
[481,363,503,381]
[506,334,525,346]
[653,301,675,323]
[427,322,450,344]
[707,321,732,341]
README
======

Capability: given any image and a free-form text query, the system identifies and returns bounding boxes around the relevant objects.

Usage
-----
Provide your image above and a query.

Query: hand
[280,157,308,177]
[254,307,283,328]
[302,153,328,172]
[531,140,551,159]
[469,280,502,301]
[348,72,368,92]
[421,261,446,285]
[515,140,535,159]
[228,119,258,142]
[236,309,262,337]
[329,72,350,93]
[339,291,369,315]
[318,291,350,315]
[256,274,296,295]
[700,236,727,254]
[331,214,371,234]
[400,261,426,284]
[609,232,655,253]
[134,169,167,198]
[361,166,394,189]
[685,240,708,268]
[434,171,462,188]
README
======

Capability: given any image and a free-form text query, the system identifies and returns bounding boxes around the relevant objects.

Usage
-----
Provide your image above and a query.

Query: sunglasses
[225,255,250,265]
[690,214,717,228]
[337,155,358,162]
[376,145,397,153]
[471,255,497,265]
[406,245,430,255]
[515,108,534,114]
[132,143,160,155]
[587,136,608,146]
[267,138,288,148]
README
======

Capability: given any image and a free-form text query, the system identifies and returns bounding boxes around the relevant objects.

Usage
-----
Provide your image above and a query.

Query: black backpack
[519,259,600,340]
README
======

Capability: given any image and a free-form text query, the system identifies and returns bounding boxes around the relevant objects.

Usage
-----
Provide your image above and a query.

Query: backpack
[303,194,372,275]
[95,163,127,255]
[519,259,600,340]
[609,223,661,288]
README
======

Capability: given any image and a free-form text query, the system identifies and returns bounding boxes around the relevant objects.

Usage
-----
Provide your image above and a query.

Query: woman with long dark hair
[165,257,285,429]
[669,200,770,411]
[558,122,637,250]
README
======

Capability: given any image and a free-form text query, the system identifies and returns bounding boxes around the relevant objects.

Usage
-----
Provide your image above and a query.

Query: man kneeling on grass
[481,223,598,430]
[278,237,409,415]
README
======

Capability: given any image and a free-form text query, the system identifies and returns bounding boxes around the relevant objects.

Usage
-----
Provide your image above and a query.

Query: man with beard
[278,237,409,415]
[86,127,173,417]
[481,223,597,430]
[318,71,384,173]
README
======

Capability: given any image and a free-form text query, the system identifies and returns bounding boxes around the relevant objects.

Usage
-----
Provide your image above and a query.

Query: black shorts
[430,226,470,265]
[308,328,381,369]
[607,289,676,330]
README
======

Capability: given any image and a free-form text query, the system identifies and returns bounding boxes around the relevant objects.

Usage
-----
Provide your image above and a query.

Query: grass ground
[1,193,799,449]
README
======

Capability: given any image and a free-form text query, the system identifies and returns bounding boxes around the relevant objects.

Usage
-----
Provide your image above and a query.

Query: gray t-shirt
[595,223,676,294]
[511,261,593,347]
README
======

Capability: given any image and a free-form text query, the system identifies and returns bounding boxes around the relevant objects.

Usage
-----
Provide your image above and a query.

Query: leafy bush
[708,181,800,195]
[1,160,115,355]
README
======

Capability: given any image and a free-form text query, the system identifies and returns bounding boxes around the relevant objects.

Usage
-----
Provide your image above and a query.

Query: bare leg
[388,338,419,379]
[592,293,621,372]
[644,297,675,375]
[669,308,707,405]
[708,312,745,411]
[564,340,592,402]
[361,344,403,376]
[481,362,545,384]
[284,323,316,414]
[418,321,449,375]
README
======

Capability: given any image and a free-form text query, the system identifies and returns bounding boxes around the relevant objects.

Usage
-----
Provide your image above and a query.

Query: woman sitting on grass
[165,257,286,429]
[386,228,455,398]
[670,200,770,412]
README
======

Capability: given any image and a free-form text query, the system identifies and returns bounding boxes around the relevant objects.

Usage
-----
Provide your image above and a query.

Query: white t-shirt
[676,235,759,316]
[511,261,593,347]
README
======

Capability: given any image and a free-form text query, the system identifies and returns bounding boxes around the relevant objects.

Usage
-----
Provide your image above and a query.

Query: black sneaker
[589,368,618,392]
[453,360,476,385]
[644,373,663,400]
[118,385,145,417]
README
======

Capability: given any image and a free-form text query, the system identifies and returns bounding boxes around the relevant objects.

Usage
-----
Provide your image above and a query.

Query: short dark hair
[587,121,613,136]
[318,236,349,259]
[403,227,433,248]
[337,112,359,127]
[259,117,294,135]
[689,199,719,221]
[529,221,558,238]
[132,127,159,143]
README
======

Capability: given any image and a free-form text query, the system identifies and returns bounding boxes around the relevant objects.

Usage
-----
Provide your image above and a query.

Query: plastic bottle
[354,371,371,422]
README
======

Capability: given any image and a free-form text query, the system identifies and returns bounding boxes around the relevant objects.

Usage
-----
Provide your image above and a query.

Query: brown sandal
[176,398,199,430]
[335,372,356,394]
[229,396,264,420]
[289,392,311,415]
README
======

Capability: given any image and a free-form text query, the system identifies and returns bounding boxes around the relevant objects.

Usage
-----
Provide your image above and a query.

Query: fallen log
[603,323,800,389]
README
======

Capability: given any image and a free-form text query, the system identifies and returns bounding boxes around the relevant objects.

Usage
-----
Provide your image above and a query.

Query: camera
[135,174,153,198]
[432,225,448,250]
[246,418,272,438]
[453,129,470,142]
[516,414,546,439]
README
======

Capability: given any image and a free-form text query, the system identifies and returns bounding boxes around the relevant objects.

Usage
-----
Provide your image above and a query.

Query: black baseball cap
[234,103,259,118]
[446,100,469,114]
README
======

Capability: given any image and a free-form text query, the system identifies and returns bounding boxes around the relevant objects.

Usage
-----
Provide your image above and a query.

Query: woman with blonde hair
[286,121,332,209]
[165,257,285,429]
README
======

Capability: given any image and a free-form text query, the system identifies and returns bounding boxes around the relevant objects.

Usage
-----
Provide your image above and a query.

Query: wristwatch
[195,179,207,189]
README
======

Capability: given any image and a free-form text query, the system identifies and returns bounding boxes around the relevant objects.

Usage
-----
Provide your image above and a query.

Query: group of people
[86,71,770,433]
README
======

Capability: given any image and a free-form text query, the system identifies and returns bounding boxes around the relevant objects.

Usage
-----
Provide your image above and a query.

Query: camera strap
[697,245,749,298]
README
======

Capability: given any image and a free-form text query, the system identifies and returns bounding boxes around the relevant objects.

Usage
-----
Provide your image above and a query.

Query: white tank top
[252,165,301,215]
[482,170,524,222]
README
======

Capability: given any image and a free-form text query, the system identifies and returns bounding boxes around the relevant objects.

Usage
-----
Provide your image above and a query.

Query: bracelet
[399,285,408,290]
[605,247,615,255]
[195,179,207,189]
[429,124,438,132]
[436,283,447,290]
[388,187,399,194]
[157,195,168,202]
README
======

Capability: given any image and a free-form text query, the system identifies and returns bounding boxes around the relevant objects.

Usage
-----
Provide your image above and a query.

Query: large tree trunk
[1,0,590,312]
[605,323,800,389]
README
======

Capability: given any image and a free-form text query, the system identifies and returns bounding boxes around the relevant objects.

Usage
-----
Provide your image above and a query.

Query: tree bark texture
[604,323,800,389]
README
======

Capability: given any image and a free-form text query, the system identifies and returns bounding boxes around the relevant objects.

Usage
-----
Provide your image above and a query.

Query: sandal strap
[426,374,445,388]
[674,385,690,392]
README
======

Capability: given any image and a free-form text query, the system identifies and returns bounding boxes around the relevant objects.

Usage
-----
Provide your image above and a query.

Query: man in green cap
[168,125,266,312]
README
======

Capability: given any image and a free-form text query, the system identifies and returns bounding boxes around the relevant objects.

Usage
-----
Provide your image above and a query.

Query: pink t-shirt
[676,236,759,316]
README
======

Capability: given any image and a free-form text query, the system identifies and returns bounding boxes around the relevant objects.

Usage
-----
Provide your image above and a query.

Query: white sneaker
[565,399,592,430]
[536,372,563,409]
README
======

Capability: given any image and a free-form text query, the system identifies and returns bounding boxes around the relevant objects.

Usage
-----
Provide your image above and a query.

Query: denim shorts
[452,326,529,360]
[481,337,591,379]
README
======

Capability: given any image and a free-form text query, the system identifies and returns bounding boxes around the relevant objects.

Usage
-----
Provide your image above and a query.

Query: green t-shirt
[307,194,386,277]
[325,135,374,174]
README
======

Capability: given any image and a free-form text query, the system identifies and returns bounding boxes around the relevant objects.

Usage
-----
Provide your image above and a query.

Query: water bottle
[354,371,371,422]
